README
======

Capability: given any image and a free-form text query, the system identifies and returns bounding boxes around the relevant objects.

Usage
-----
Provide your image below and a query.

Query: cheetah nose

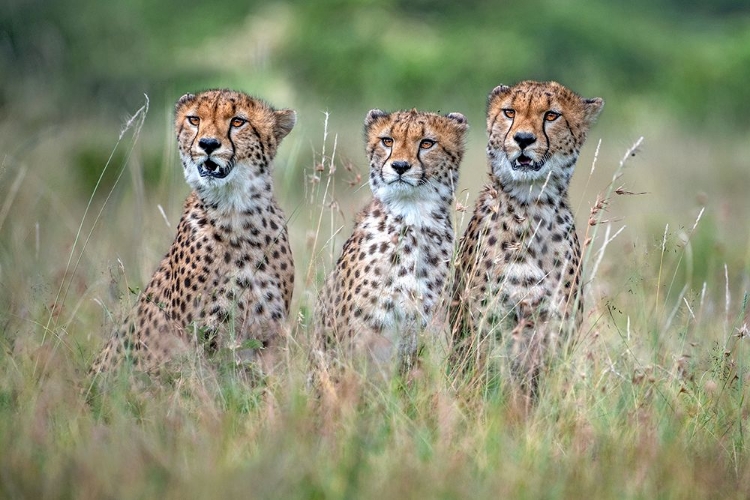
[391,161,411,176]
[513,132,536,150]
[198,137,221,154]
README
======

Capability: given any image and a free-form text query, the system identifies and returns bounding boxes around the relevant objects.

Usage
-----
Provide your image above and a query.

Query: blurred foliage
[2,0,750,129]
[73,146,126,197]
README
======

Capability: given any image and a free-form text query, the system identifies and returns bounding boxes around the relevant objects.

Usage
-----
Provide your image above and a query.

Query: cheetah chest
[473,200,577,319]
[348,218,452,337]
[170,206,291,343]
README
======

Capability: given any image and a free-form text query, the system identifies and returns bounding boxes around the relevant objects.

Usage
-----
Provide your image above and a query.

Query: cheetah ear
[491,85,511,96]
[273,109,297,142]
[364,109,389,129]
[582,97,604,125]
[445,112,469,131]
[175,93,196,111]
[487,85,511,105]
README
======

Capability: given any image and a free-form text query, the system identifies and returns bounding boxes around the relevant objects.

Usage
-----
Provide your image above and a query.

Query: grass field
[1,97,749,499]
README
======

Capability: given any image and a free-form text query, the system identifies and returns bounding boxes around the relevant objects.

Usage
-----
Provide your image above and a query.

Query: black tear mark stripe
[227,123,237,169]
[382,140,393,179]
[502,108,513,149]
[189,127,198,153]
[380,126,393,178]
[415,121,427,168]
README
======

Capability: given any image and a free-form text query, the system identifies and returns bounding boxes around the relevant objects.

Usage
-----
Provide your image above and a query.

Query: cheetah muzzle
[197,158,232,179]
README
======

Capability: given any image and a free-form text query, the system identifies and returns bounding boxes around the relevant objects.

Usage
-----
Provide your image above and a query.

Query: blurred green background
[4,0,750,123]
[4,0,750,171]
[1,0,750,303]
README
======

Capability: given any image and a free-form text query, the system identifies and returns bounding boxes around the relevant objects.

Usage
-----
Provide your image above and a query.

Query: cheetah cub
[451,81,603,389]
[317,108,468,374]
[91,89,296,375]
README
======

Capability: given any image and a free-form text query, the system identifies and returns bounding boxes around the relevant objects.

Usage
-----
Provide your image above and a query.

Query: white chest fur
[358,209,452,333]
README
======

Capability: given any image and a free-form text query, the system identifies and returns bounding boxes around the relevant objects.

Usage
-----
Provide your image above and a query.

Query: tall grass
[0,101,749,499]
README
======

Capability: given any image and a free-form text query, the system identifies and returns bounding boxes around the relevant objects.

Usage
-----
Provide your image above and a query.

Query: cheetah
[317,108,468,375]
[90,89,296,375]
[450,81,603,391]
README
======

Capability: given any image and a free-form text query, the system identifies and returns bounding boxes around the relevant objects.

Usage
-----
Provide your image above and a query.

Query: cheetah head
[365,108,467,209]
[175,90,295,204]
[486,81,603,195]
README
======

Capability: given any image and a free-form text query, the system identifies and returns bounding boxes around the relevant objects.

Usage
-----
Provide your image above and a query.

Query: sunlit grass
[0,101,749,499]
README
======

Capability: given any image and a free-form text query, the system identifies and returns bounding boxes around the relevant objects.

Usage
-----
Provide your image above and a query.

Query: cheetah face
[174,90,296,196]
[486,81,603,187]
[365,109,467,206]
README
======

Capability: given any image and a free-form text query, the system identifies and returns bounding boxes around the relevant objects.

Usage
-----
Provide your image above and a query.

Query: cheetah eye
[502,109,515,119]
[381,137,394,147]
[231,117,247,128]
[545,111,561,122]
[420,139,435,149]
[187,116,200,126]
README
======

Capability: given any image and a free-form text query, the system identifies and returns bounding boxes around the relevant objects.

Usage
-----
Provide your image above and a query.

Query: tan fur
[91,89,296,375]
[317,108,468,375]
[451,81,603,391]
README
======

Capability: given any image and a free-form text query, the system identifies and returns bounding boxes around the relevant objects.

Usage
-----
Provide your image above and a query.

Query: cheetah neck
[491,172,568,206]
[194,166,275,216]
[370,166,456,229]
[374,183,453,229]
[380,197,448,229]
[488,182,573,230]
